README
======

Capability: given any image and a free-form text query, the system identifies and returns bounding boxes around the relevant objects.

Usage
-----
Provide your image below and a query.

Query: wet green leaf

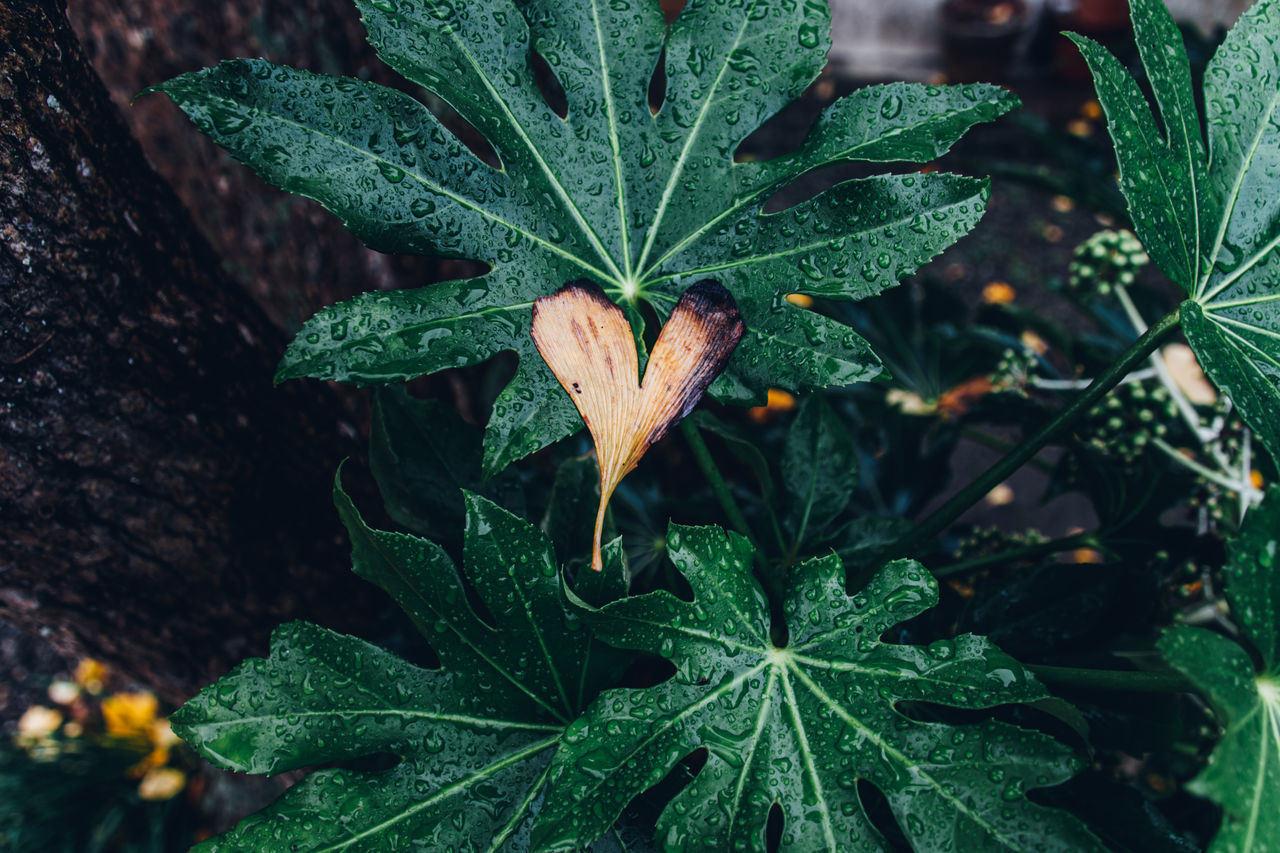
[171,479,627,851]
[690,410,775,502]
[149,0,1016,474]
[1159,487,1280,853]
[782,394,857,537]
[536,525,1102,852]
[1071,0,1280,462]
[369,386,523,548]
[541,454,603,569]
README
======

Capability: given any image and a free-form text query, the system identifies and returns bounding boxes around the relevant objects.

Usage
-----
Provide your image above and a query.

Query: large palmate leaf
[1070,0,1280,462]
[535,525,1102,852]
[149,0,1017,474]
[369,386,525,549]
[1159,486,1280,853]
[171,480,627,851]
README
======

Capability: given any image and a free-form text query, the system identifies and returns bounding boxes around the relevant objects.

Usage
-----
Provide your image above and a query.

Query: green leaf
[1183,301,1280,469]
[536,525,1101,852]
[1158,487,1280,853]
[1071,0,1280,462]
[541,454,603,569]
[1224,485,1280,664]
[690,410,775,502]
[171,478,626,850]
[176,622,563,851]
[149,0,1017,472]
[782,394,857,535]
[369,386,523,546]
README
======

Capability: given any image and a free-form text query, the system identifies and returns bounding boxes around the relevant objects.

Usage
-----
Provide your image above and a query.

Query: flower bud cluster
[1068,229,1148,297]
[1077,381,1177,464]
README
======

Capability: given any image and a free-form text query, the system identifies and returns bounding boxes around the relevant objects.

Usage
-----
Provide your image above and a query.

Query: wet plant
[149,0,1280,849]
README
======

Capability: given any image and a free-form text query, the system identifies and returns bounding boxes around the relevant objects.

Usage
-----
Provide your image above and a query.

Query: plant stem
[1152,437,1263,502]
[1028,664,1194,693]
[933,531,1102,579]
[680,417,760,553]
[891,309,1182,558]
[1115,285,1206,441]
[959,427,1056,474]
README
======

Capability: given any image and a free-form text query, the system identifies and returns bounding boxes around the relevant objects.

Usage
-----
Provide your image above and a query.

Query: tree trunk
[0,0,381,703]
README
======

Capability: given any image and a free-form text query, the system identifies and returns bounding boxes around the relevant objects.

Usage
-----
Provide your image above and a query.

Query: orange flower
[748,388,797,423]
[74,658,107,694]
[532,281,744,571]
[981,281,1015,304]
[937,376,994,418]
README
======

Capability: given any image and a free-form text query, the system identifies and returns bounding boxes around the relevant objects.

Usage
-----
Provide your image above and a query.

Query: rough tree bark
[0,0,383,703]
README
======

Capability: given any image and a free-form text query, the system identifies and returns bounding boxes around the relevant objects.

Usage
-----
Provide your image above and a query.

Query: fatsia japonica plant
[147,0,1280,849]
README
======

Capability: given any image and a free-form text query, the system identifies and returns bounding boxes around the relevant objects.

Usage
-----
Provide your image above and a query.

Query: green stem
[680,417,760,553]
[1028,664,1194,694]
[891,309,1181,558]
[959,428,1056,474]
[1152,436,1263,502]
[934,531,1102,579]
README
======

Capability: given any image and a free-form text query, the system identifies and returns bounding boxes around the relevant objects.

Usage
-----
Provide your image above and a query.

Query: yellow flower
[748,388,797,423]
[47,680,80,705]
[886,389,936,416]
[982,281,1016,304]
[17,705,63,739]
[74,658,107,694]
[102,691,159,739]
[532,280,744,571]
[138,766,187,801]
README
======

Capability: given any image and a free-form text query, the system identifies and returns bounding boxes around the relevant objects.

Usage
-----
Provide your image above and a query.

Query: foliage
[539,528,1099,852]
[1159,488,1280,853]
[1069,0,1280,463]
[172,483,628,850]
[140,0,1280,850]
[149,0,1015,475]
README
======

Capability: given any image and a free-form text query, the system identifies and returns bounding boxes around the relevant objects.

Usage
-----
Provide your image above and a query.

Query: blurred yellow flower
[886,389,936,416]
[785,293,814,308]
[102,691,159,739]
[138,766,187,801]
[1020,331,1049,356]
[748,388,798,422]
[982,281,1015,304]
[17,705,63,739]
[74,659,108,694]
[984,483,1014,507]
[1067,118,1092,137]
[47,680,80,705]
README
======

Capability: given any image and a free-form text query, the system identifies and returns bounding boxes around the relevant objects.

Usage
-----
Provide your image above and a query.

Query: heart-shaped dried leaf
[533,279,743,570]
